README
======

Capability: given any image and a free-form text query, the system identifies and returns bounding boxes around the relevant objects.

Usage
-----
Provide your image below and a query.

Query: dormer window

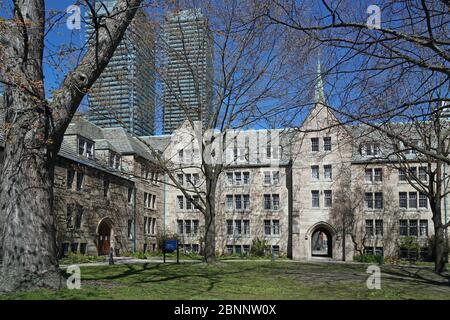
[360,143,380,156]
[78,137,94,159]
[109,151,121,170]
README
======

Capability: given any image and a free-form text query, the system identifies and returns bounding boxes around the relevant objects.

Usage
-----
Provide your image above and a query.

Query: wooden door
[98,221,111,255]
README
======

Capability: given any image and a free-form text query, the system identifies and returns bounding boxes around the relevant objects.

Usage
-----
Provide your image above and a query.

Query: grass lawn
[1,261,449,300]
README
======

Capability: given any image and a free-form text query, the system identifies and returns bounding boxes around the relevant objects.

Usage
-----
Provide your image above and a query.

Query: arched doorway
[97,218,113,256]
[311,226,332,257]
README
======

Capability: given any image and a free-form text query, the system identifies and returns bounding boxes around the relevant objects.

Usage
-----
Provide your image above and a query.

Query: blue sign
[164,240,177,253]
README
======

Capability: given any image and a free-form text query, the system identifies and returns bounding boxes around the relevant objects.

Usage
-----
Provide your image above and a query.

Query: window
[324,165,332,180]
[67,205,73,229]
[272,171,280,185]
[75,205,83,229]
[365,220,374,236]
[264,171,271,185]
[178,149,184,163]
[419,167,427,182]
[420,220,428,236]
[127,220,133,239]
[243,195,250,210]
[186,197,193,210]
[399,220,408,236]
[186,174,192,186]
[409,167,417,179]
[234,220,242,235]
[144,217,148,234]
[374,168,382,182]
[185,220,191,235]
[78,137,94,159]
[76,172,84,191]
[67,169,75,190]
[227,220,233,235]
[226,172,233,185]
[226,195,233,211]
[127,188,134,204]
[264,220,271,235]
[324,190,332,208]
[374,192,383,209]
[419,193,428,208]
[243,220,250,235]
[193,220,199,235]
[264,194,271,210]
[141,166,150,179]
[62,243,69,256]
[243,172,250,185]
[312,190,320,208]
[103,178,109,197]
[177,174,184,185]
[177,196,184,210]
[399,219,420,237]
[361,143,380,156]
[226,245,233,255]
[177,220,184,234]
[375,220,383,236]
[235,245,242,255]
[311,137,319,152]
[364,167,382,182]
[193,173,200,186]
[71,243,78,253]
[272,194,280,210]
[398,169,407,182]
[323,137,331,151]
[235,172,242,185]
[235,195,242,210]
[272,245,280,255]
[109,151,121,169]
[144,193,150,208]
[272,220,280,235]
[400,192,424,209]
[365,193,374,209]
[365,169,373,183]
[311,165,319,180]
[399,192,407,208]
[79,243,87,255]
[409,192,417,209]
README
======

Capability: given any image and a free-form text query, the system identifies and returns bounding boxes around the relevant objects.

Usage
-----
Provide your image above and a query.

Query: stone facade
[0,105,448,260]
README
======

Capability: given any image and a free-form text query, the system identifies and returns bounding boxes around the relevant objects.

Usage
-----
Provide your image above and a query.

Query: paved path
[60,256,373,268]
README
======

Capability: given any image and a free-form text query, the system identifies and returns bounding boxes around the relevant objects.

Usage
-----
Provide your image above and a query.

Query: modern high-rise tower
[162,9,213,134]
[86,0,156,136]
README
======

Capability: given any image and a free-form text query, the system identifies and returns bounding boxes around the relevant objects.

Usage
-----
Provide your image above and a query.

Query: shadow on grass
[78,262,263,295]
[381,265,450,287]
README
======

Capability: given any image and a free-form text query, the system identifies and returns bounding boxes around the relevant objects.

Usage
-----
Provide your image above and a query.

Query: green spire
[315,59,325,104]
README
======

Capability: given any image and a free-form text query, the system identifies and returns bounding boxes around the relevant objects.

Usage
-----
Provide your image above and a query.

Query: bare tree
[0,0,143,292]
[258,0,450,272]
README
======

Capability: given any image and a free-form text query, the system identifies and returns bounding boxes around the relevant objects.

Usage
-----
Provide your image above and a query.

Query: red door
[98,221,111,255]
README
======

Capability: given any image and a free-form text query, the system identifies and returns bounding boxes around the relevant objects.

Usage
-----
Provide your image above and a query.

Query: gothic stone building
[0,103,447,261]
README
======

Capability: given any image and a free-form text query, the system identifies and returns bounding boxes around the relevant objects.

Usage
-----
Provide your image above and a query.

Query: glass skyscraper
[162,9,213,134]
[86,0,156,136]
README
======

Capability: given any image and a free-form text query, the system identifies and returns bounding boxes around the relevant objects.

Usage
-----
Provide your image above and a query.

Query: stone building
[0,101,448,261]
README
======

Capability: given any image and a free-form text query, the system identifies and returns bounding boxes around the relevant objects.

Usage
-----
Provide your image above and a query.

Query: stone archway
[97,217,114,256]
[308,222,336,258]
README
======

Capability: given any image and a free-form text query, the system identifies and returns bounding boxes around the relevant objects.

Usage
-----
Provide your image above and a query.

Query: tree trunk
[433,221,447,273]
[203,169,217,263]
[204,209,216,263]
[0,128,62,292]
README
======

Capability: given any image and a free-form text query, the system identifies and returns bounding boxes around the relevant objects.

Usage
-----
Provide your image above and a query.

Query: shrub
[354,254,383,264]
[59,252,106,264]
[250,238,269,257]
